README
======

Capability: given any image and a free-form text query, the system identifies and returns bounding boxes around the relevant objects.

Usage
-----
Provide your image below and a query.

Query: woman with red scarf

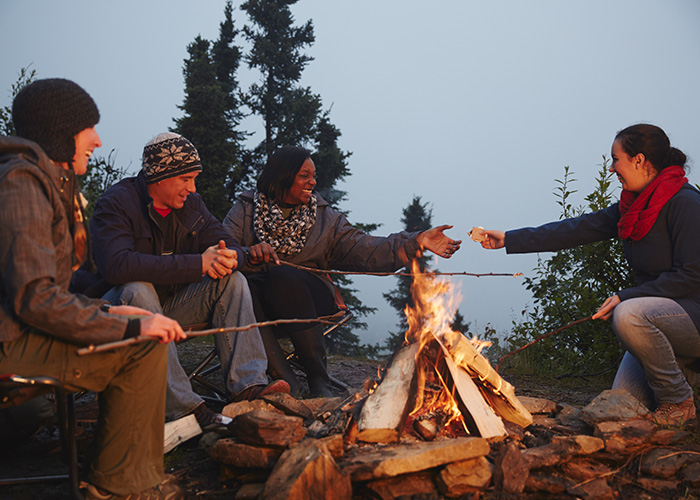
[479,124,700,428]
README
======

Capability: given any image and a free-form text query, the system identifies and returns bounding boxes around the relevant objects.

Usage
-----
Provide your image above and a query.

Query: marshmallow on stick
[469,226,486,243]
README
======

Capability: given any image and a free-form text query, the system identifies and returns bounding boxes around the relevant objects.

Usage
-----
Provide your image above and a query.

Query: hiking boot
[651,396,697,428]
[192,402,232,431]
[81,476,183,499]
[230,379,290,402]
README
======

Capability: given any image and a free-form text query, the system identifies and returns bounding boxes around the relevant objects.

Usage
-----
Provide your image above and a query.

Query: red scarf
[618,165,687,241]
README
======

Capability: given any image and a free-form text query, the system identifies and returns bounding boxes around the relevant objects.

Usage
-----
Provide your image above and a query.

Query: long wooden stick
[76,313,345,357]
[280,260,522,278]
[496,316,593,371]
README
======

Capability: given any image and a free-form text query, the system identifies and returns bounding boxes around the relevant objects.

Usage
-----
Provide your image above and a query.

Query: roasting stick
[76,314,344,356]
[496,316,594,371]
[280,260,523,279]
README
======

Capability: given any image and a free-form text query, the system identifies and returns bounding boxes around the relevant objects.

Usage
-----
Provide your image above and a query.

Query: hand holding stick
[76,313,345,356]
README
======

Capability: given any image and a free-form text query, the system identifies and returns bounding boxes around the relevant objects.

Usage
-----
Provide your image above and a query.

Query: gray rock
[580,389,649,425]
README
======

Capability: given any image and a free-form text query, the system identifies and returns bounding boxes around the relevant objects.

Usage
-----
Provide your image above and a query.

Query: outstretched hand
[417,225,462,258]
[479,229,506,250]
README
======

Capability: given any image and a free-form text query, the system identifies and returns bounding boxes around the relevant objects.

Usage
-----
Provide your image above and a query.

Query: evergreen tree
[0,67,35,135]
[311,111,351,207]
[172,1,248,220]
[241,0,321,168]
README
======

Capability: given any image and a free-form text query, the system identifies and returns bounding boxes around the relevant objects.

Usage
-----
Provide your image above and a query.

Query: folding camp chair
[0,374,82,500]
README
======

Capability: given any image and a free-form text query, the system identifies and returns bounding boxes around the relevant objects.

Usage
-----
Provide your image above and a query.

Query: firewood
[340,435,490,481]
[260,438,352,500]
[164,414,202,454]
[357,343,420,443]
[230,409,305,448]
[441,349,506,438]
[210,438,283,469]
[440,329,532,428]
[413,416,439,441]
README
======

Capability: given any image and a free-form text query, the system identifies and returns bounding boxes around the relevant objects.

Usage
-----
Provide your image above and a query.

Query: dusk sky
[2,0,699,347]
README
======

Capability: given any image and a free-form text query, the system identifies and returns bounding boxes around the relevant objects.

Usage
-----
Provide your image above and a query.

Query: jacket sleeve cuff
[123,319,141,339]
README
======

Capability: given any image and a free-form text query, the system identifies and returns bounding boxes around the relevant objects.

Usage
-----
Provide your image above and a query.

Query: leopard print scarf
[253,191,317,256]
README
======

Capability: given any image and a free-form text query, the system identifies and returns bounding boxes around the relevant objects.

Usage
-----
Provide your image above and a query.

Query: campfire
[357,259,532,443]
[170,257,693,499]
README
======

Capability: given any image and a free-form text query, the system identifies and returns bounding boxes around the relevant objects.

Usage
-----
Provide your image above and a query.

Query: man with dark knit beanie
[84,132,289,429]
[0,78,185,499]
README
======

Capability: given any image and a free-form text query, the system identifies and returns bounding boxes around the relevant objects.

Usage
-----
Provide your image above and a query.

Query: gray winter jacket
[223,190,422,287]
[0,136,128,344]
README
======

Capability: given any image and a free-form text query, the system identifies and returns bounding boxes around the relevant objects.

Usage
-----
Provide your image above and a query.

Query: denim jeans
[103,272,268,420]
[611,297,700,409]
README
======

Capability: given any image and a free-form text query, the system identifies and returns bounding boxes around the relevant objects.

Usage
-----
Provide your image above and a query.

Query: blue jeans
[103,273,268,420]
[611,297,700,409]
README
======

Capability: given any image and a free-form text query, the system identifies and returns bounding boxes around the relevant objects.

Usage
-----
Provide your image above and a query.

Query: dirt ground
[0,344,687,499]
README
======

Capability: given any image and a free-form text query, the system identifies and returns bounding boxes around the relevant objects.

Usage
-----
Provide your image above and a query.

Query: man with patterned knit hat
[0,78,185,499]
[84,132,288,429]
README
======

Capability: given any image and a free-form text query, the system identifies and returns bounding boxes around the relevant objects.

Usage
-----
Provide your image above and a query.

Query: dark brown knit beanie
[12,78,100,163]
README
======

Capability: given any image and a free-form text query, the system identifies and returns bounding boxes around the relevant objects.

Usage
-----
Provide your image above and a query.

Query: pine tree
[312,111,351,207]
[0,67,35,135]
[241,0,321,168]
[172,1,247,220]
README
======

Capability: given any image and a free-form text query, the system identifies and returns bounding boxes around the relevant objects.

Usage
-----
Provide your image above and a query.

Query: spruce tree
[241,0,321,167]
[172,1,247,220]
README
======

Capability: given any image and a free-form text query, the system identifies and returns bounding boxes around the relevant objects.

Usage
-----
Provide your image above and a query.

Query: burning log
[357,343,420,443]
[440,347,506,438]
[439,328,532,428]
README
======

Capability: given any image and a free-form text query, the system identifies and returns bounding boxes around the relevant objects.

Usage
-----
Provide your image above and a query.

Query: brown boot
[651,396,697,428]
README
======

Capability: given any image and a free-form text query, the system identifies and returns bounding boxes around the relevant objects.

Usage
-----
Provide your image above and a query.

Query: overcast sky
[2,0,699,347]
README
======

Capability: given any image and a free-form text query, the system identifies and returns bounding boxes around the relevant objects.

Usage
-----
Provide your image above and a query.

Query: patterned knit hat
[12,78,100,163]
[142,132,202,184]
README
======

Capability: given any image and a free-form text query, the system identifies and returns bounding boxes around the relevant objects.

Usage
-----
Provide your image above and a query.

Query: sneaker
[651,396,697,428]
[193,402,232,430]
[230,379,290,402]
[81,476,183,499]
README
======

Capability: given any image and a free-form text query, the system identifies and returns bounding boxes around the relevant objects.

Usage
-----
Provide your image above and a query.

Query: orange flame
[402,256,491,436]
